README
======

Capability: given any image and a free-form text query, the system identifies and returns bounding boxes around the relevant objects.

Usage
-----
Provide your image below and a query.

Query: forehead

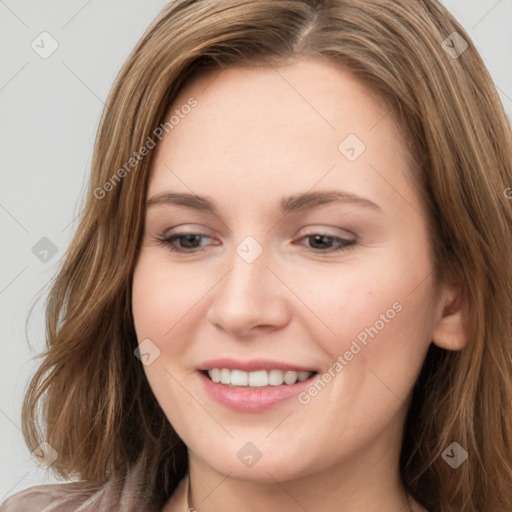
[165,57,394,143]
[148,57,412,209]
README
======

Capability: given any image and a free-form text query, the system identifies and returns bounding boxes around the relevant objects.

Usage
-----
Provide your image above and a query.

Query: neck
[185,448,417,512]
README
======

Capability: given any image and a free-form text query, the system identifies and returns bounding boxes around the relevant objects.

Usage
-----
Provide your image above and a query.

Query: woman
[2,0,512,511]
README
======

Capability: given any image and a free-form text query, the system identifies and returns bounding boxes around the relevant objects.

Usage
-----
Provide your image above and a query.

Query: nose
[206,244,291,336]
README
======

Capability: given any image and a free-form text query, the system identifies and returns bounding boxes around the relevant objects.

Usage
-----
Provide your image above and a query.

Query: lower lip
[198,371,317,412]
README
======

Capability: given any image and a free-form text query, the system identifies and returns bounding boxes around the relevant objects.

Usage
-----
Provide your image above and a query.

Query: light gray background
[1,0,511,502]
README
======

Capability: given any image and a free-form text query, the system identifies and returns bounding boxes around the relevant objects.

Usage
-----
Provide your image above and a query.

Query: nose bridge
[206,235,289,333]
[218,237,272,308]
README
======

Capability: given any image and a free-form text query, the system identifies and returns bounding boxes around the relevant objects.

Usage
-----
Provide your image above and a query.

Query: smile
[206,368,314,387]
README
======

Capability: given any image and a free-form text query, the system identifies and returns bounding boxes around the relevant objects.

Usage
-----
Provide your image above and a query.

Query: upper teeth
[207,368,313,387]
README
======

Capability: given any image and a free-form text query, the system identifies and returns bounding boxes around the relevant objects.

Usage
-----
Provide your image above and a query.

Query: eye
[299,233,357,253]
[156,232,214,253]
[156,231,356,254]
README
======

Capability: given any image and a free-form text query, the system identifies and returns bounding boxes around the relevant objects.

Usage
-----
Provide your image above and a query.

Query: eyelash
[155,232,357,254]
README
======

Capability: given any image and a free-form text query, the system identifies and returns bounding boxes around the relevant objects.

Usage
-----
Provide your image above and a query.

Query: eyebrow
[146,190,382,214]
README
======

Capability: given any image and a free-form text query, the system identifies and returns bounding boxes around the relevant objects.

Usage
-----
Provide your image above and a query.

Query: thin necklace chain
[185,474,195,512]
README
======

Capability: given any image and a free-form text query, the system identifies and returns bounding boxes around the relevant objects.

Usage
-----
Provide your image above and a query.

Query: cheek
[300,238,437,404]
[296,235,435,368]
[131,255,201,430]
[132,260,168,341]
[131,252,208,342]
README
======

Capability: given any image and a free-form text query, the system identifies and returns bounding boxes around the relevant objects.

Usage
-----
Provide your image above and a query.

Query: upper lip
[197,358,317,373]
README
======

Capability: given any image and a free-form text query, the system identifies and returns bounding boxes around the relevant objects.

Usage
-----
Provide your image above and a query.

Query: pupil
[183,234,199,247]
[312,235,331,248]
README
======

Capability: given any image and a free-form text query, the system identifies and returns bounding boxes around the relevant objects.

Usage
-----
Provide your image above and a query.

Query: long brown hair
[21,1,512,510]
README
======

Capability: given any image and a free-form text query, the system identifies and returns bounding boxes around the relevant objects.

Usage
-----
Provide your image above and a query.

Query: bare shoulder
[0,480,103,512]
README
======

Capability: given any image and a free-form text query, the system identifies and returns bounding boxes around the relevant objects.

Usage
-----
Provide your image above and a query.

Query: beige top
[0,465,190,512]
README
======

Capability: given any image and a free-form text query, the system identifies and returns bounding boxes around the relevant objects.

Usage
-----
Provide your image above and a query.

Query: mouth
[201,368,318,388]
[197,359,320,412]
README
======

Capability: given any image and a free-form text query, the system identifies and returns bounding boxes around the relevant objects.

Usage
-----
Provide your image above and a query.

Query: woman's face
[132,57,446,483]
